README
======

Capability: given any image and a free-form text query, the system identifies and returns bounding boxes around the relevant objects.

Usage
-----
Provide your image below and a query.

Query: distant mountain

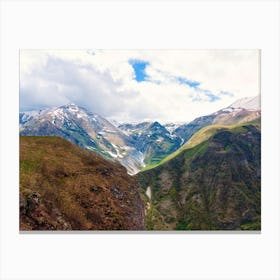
[229,95,260,110]
[118,121,152,137]
[20,104,145,174]
[163,122,186,134]
[19,96,261,175]
[137,119,261,230]
[173,96,261,145]
[20,110,41,126]
[118,121,182,166]
[173,115,215,146]
[20,136,145,230]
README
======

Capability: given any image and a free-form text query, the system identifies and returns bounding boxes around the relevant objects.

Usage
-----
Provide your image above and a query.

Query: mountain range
[20,96,260,174]
[20,104,184,174]
[173,96,260,146]
[20,95,261,230]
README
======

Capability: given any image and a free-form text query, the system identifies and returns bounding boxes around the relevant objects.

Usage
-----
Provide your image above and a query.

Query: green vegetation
[142,118,260,172]
[143,139,179,166]
[137,120,261,230]
[240,221,261,230]
[225,144,231,152]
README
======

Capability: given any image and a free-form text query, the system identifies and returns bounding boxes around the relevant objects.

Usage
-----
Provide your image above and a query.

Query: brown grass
[20,136,144,230]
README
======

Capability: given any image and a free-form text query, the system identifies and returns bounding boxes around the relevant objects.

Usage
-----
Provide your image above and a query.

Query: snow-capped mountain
[212,95,261,125]
[229,96,260,111]
[118,121,182,166]
[173,95,261,144]
[19,96,261,174]
[20,103,145,174]
[163,122,187,133]
[19,110,41,126]
[118,121,152,137]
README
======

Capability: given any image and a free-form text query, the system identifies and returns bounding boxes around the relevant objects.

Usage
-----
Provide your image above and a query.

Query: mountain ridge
[173,96,260,146]
[20,96,260,174]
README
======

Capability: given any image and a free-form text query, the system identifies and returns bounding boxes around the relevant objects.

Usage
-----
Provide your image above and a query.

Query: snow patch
[222,108,234,113]
[229,96,260,110]
[106,151,118,158]
[102,129,118,134]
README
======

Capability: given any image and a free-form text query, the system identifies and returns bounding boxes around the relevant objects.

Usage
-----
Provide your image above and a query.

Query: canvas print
[19,50,261,231]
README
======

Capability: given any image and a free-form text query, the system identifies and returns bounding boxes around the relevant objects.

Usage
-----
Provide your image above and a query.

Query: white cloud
[20,49,260,122]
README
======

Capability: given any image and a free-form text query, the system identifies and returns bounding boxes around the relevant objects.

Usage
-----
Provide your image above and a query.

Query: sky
[20,49,260,123]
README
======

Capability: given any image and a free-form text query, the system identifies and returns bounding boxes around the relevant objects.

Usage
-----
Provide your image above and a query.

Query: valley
[19,96,261,230]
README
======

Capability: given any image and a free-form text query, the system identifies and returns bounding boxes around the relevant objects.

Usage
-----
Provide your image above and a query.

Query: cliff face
[20,136,145,230]
[138,123,261,230]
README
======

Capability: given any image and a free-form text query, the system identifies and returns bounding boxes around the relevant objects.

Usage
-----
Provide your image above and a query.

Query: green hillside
[142,118,261,171]
[137,120,261,230]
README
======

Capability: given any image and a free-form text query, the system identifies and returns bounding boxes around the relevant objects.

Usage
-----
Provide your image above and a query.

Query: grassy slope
[20,136,144,230]
[142,118,261,171]
[137,119,261,230]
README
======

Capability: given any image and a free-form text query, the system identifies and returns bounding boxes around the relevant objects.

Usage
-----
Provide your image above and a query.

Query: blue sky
[204,91,221,102]
[129,60,149,82]
[20,50,259,122]
[128,61,230,104]
[128,59,229,104]
[176,77,200,88]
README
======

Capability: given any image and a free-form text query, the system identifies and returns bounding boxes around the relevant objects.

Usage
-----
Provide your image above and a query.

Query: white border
[1,1,279,280]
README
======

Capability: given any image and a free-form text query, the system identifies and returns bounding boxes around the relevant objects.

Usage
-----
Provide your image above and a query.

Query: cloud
[20,49,260,122]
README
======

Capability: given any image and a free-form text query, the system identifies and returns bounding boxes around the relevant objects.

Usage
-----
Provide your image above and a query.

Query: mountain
[173,115,215,146]
[20,105,184,174]
[137,119,261,230]
[229,95,260,110]
[20,104,145,175]
[20,110,41,125]
[20,136,145,230]
[163,122,186,134]
[19,96,261,231]
[173,95,261,145]
[19,96,261,175]
[118,121,182,166]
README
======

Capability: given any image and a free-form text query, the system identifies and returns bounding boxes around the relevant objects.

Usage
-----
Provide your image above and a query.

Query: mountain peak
[150,121,162,127]
[63,102,80,109]
[58,103,90,115]
[149,121,168,132]
[229,96,260,110]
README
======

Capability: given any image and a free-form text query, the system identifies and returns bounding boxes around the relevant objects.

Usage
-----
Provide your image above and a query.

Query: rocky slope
[119,121,181,166]
[20,136,145,230]
[137,119,261,230]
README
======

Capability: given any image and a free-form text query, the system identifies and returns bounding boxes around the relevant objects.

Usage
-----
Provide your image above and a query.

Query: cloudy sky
[20,49,260,123]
